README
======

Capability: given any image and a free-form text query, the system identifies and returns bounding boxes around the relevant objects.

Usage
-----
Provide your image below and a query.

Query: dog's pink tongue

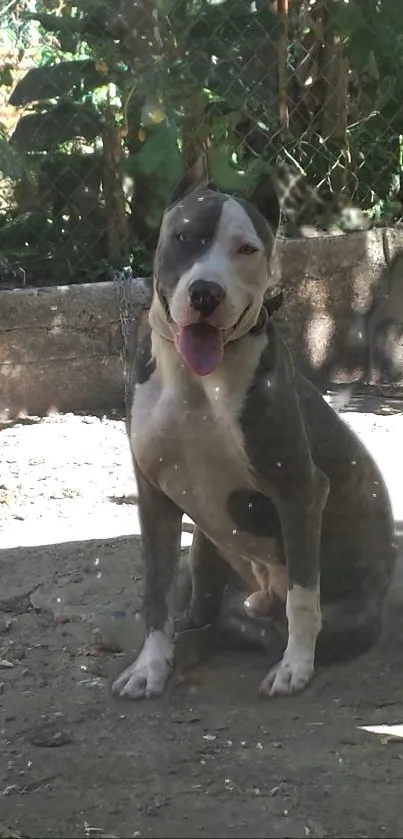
[177,323,223,376]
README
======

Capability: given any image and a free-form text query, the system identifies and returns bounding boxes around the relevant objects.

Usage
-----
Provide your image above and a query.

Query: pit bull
[112,157,396,700]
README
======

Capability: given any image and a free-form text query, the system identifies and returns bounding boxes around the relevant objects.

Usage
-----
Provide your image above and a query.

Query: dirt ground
[1,407,403,839]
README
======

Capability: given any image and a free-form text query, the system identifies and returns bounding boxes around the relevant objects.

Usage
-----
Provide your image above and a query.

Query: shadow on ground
[1,529,403,839]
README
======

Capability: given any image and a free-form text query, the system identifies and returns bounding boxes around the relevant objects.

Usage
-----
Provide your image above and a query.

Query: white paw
[112,630,174,699]
[259,651,314,697]
[260,584,320,697]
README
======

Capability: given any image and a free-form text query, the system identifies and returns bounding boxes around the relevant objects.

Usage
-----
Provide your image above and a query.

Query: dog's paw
[112,630,173,699]
[259,652,314,697]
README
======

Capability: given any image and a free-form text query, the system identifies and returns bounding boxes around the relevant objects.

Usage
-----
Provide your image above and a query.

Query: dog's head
[150,156,280,377]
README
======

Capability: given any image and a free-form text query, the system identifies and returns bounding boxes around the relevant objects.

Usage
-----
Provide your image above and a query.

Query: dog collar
[249,306,268,336]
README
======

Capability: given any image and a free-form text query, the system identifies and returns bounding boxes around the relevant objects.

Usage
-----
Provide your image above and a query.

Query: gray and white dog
[112,158,396,700]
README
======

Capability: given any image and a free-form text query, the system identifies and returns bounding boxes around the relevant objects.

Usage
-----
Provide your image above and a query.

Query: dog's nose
[188,280,225,317]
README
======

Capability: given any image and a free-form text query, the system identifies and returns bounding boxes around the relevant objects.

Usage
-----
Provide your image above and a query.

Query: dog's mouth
[160,292,263,377]
[175,306,258,377]
[176,322,224,376]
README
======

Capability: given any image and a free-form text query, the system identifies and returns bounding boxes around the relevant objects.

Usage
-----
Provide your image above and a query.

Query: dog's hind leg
[175,530,255,632]
[218,585,288,667]
[218,588,387,668]
[316,595,386,663]
[175,530,229,631]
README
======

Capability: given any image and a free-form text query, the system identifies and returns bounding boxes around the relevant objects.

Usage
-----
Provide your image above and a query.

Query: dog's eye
[238,243,258,255]
[176,231,189,243]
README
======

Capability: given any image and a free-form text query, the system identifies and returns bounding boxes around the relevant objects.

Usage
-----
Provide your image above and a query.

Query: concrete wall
[1,228,402,420]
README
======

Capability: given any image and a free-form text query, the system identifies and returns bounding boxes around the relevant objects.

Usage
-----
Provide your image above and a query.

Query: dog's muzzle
[188,279,226,319]
[163,282,271,380]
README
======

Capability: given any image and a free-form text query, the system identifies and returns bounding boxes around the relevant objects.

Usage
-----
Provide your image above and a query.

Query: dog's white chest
[130,367,256,544]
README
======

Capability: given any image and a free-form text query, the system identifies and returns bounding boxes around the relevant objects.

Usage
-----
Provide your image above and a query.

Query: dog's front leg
[260,469,329,697]
[112,468,182,699]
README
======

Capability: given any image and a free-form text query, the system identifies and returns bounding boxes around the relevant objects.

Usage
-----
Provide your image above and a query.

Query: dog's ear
[168,154,210,206]
[248,176,280,238]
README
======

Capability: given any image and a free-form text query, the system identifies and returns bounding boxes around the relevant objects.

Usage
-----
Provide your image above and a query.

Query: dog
[112,157,396,700]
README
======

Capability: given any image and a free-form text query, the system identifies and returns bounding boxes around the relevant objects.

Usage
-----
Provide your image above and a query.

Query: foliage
[0,0,403,286]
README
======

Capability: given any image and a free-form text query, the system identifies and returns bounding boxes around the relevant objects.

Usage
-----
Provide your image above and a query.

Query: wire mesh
[1,0,403,287]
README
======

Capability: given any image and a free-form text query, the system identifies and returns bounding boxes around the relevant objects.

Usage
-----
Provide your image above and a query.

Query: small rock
[10,647,25,661]
[0,595,30,615]
[0,617,12,635]
[30,587,71,624]
[54,612,70,625]
[77,677,104,689]
[87,659,107,678]
[92,627,123,654]
[26,721,73,748]
[0,826,27,838]
[1,785,19,797]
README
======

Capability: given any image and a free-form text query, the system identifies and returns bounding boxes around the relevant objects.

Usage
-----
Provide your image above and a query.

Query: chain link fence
[0,0,402,288]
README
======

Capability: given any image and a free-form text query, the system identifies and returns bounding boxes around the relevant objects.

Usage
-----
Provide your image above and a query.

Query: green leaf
[135,132,167,176]
[134,122,180,177]
[332,2,366,38]
[208,145,255,194]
